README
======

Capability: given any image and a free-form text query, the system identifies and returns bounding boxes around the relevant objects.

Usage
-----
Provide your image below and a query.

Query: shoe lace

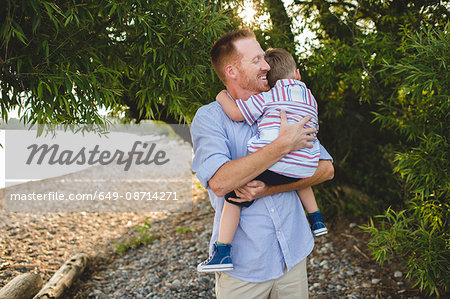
[202,246,218,264]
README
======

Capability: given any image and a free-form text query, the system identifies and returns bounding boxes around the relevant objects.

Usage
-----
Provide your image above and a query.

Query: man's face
[233,38,271,94]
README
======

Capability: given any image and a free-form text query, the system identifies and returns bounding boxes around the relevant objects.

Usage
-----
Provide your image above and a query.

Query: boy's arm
[216,90,245,121]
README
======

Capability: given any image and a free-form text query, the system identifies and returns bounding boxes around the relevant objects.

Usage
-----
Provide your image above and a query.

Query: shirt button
[277,230,281,235]
[271,208,275,213]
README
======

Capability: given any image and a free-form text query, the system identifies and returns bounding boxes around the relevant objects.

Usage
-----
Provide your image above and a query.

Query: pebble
[65,190,418,298]
[362,281,371,288]
[394,270,403,278]
[172,279,181,286]
[372,278,381,284]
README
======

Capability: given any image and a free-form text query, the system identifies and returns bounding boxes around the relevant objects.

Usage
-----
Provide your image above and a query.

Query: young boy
[197,48,328,272]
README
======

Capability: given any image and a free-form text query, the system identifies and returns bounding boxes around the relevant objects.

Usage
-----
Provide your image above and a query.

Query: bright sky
[239,0,317,56]
[238,0,259,25]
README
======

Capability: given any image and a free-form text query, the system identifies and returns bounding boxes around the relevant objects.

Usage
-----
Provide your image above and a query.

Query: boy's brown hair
[264,48,297,88]
[210,29,255,83]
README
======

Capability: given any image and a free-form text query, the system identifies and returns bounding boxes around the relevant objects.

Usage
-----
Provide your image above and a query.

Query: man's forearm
[208,138,290,197]
[264,160,334,196]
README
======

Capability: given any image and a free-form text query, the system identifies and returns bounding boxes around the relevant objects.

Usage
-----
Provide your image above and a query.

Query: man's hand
[207,110,318,198]
[236,180,269,200]
[277,110,316,154]
[226,180,269,203]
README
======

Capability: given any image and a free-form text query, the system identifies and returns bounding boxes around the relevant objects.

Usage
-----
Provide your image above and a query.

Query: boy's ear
[295,69,301,81]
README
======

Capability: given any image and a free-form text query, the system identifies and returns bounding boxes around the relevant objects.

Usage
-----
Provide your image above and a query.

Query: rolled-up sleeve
[318,141,333,162]
[191,106,232,189]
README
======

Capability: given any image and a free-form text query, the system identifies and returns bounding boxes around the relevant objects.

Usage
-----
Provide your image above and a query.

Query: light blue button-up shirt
[191,101,332,282]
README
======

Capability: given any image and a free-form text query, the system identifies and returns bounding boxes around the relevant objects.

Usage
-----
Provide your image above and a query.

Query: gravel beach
[65,181,425,299]
[1,178,426,298]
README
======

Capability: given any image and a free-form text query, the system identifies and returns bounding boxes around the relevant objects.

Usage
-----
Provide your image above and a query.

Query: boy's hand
[277,110,316,154]
[216,89,229,105]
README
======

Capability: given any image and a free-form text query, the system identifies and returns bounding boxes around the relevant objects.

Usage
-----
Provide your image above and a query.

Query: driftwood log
[0,273,43,299]
[33,253,89,299]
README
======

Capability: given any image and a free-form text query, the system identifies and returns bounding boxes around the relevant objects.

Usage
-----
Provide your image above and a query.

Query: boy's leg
[197,201,240,272]
[296,187,327,236]
[296,187,318,213]
[218,201,241,244]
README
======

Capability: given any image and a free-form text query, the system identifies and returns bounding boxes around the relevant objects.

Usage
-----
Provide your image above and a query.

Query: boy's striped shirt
[236,79,320,178]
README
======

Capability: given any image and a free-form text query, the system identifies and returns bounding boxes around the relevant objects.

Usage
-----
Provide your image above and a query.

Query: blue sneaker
[308,211,328,236]
[197,243,233,272]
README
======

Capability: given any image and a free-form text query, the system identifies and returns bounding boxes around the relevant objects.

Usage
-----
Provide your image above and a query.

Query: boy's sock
[308,210,328,237]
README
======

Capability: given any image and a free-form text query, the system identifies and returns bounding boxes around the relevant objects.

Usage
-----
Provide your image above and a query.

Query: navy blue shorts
[224,170,300,207]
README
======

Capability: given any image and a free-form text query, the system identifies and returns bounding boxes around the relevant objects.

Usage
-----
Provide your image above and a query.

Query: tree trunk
[265,0,296,56]
[0,273,43,299]
[33,253,88,299]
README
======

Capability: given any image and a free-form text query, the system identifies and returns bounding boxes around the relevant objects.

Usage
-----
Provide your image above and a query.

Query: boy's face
[233,38,271,94]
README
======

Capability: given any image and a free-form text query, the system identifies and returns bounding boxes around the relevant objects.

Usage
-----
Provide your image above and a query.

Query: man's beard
[236,66,269,94]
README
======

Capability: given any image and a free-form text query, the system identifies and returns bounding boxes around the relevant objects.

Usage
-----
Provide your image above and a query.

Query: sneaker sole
[197,264,233,272]
[313,228,328,236]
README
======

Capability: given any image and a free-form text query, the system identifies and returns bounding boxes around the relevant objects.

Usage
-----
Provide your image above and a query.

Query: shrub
[363,23,449,297]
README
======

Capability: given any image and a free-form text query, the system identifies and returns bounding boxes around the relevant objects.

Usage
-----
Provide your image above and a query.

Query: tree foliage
[288,0,449,215]
[0,0,231,125]
[364,24,449,297]
[249,0,448,295]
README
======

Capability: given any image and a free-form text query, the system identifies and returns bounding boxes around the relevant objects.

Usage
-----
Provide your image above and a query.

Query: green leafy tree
[0,0,231,125]
[257,0,297,58]
[213,1,447,217]
[364,24,449,297]
[288,0,449,215]
[251,1,448,294]
[284,2,448,294]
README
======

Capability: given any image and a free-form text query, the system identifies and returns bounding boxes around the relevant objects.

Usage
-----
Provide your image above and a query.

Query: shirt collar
[274,79,302,88]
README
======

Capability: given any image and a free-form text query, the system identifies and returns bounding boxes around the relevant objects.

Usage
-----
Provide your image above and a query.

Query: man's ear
[225,64,238,80]
[295,69,301,81]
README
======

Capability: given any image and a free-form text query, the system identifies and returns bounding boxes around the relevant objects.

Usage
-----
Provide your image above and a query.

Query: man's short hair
[264,48,297,88]
[210,29,256,83]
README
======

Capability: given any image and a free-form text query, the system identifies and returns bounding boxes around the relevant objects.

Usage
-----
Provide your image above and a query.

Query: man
[191,29,334,298]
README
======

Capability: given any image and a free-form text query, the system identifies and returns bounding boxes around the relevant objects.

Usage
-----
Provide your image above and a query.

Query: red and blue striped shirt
[236,79,320,178]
